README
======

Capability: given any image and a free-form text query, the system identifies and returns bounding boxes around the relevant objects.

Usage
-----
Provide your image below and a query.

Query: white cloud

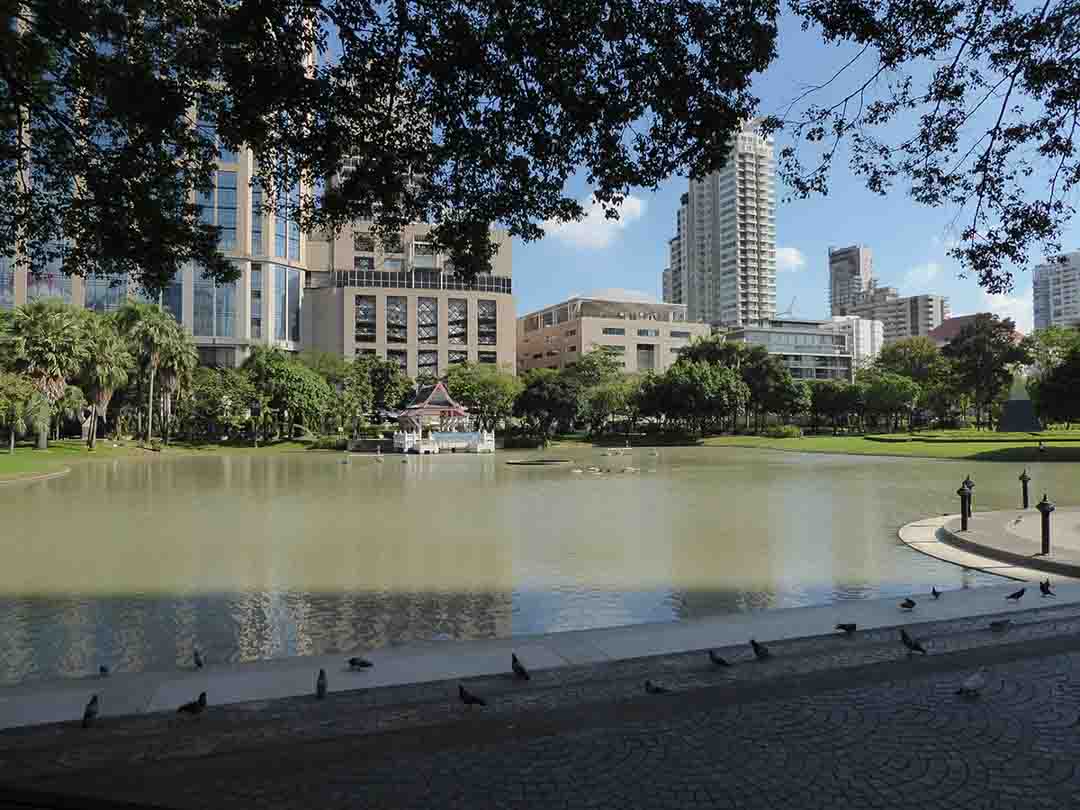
[904,262,943,288]
[775,247,806,272]
[976,291,1033,334]
[543,195,645,249]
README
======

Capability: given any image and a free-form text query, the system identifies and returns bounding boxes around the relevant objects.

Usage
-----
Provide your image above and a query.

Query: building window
[251,184,263,255]
[0,256,12,309]
[355,348,376,357]
[216,276,236,337]
[163,276,183,323]
[478,351,497,364]
[542,311,555,327]
[448,299,467,344]
[354,256,374,270]
[637,328,660,337]
[567,345,577,352]
[448,350,467,365]
[217,171,238,250]
[417,349,438,378]
[250,265,263,339]
[387,296,407,343]
[354,232,375,253]
[418,297,438,344]
[288,268,301,342]
[193,270,214,337]
[355,295,376,342]
[274,265,287,340]
[602,327,625,336]
[603,344,627,353]
[27,267,72,303]
[565,329,577,337]
[287,184,300,261]
[384,258,402,271]
[670,330,691,338]
[477,299,497,345]
[388,349,407,372]
[85,274,127,313]
[382,232,403,253]
[274,195,287,258]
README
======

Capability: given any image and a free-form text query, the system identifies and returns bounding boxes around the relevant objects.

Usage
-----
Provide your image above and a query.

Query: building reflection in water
[0,448,1026,685]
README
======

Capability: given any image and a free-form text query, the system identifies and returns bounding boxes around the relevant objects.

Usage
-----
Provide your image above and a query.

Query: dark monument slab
[998,374,1042,432]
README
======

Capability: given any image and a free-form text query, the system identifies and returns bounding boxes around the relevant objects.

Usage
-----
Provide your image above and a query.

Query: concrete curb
[939,521,1080,579]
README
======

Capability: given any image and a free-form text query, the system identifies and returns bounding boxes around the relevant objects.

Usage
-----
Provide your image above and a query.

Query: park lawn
[701,433,1080,461]
[0,438,318,482]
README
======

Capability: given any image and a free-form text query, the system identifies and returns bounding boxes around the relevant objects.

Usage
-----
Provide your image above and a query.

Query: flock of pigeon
[79,580,1056,728]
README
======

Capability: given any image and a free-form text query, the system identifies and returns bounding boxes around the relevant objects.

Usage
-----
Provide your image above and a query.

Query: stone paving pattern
[6,601,1080,809]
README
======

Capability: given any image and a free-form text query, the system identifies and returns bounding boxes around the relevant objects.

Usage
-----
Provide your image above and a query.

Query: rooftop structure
[724,316,884,381]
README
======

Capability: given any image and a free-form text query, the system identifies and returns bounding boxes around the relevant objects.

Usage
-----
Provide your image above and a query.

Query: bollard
[962,474,975,519]
[957,485,970,532]
[1019,468,1031,509]
[1037,494,1055,555]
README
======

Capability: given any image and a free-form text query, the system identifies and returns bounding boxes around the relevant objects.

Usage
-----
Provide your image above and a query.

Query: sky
[510,12,1068,334]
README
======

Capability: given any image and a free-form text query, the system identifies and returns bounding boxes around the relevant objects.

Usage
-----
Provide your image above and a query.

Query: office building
[724,316,883,382]
[828,245,873,316]
[661,120,776,326]
[303,223,516,376]
[517,293,710,375]
[1033,251,1080,330]
[842,284,949,343]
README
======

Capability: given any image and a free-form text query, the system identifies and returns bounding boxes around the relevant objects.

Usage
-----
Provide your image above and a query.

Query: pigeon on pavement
[835,623,857,636]
[512,653,530,681]
[644,680,670,695]
[932,587,941,600]
[750,639,771,660]
[316,668,328,700]
[193,649,204,669]
[177,692,207,715]
[1041,580,1056,597]
[347,657,374,670]
[459,684,486,708]
[82,695,99,728]
[900,629,927,655]
[900,598,917,611]
[1006,588,1025,602]
[709,650,732,666]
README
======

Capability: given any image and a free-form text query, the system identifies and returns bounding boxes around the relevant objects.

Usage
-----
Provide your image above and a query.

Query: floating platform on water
[505,459,573,466]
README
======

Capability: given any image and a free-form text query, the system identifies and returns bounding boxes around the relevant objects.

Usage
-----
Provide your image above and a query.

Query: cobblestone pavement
[7,604,1080,809]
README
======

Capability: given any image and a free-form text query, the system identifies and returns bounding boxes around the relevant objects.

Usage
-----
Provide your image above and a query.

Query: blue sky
[511,13,1066,334]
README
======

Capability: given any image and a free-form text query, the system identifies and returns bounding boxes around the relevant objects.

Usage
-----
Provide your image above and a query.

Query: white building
[828,245,873,316]
[662,120,776,326]
[724,316,883,382]
[1033,251,1080,330]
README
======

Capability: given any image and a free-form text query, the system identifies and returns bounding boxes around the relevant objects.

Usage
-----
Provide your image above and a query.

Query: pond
[2,446,1075,685]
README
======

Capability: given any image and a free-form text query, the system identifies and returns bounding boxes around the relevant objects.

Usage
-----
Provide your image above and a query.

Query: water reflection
[4,447,1076,684]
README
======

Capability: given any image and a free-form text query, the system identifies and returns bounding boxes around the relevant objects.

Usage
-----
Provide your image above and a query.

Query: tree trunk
[146,366,156,443]
[87,409,96,450]
[8,427,14,454]
[36,423,47,450]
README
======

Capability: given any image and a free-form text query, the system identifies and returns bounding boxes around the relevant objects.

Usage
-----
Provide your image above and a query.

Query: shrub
[310,435,348,451]
[763,425,802,439]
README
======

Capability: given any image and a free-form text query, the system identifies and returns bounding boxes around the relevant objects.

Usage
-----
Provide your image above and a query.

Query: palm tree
[156,324,198,446]
[0,372,50,453]
[80,316,134,450]
[116,301,176,443]
[8,300,89,448]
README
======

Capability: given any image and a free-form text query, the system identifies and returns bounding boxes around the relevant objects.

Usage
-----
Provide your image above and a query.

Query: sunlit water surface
[3,446,1074,684]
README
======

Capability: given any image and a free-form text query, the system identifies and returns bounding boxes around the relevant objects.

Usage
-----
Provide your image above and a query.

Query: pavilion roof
[399,382,469,417]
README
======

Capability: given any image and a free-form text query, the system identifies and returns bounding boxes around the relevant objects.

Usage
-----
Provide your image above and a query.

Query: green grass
[701,432,1080,461]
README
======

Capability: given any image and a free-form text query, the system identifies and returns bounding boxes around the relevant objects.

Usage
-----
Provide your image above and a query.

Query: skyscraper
[828,245,873,316]
[662,119,776,325]
[1033,251,1080,330]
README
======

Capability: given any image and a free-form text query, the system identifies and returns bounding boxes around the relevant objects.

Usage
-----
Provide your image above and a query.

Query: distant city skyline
[512,14,1049,334]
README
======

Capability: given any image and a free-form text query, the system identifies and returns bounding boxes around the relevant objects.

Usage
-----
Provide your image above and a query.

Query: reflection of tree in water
[0,589,511,685]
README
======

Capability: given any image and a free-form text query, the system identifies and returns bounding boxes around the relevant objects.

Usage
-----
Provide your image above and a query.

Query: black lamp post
[962,474,975,520]
[957,484,971,532]
[1036,494,1055,556]
[1019,468,1031,509]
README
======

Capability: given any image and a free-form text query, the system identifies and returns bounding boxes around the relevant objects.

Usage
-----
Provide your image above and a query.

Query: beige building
[828,245,873,317]
[844,285,949,343]
[517,294,711,375]
[302,223,516,376]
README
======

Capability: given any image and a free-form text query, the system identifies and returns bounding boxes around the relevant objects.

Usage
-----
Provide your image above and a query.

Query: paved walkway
[6,599,1080,809]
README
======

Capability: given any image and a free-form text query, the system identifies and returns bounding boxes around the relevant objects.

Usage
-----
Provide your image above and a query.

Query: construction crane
[777,296,797,317]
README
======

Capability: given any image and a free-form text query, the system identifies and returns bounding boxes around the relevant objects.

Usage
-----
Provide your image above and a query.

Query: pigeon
[750,639,771,660]
[511,653,530,681]
[458,684,486,707]
[1041,580,1056,598]
[709,650,732,666]
[193,648,204,669]
[989,619,1012,632]
[177,692,207,715]
[98,665,109,677]
[316,668,328,700]
[1006,588,1025,602]
[82,695,99,728]
[956,670,988,697]
[900,598,917,610]
[835,623,857,636]
[644,680,670,695]
[932,587,941,600]
[900,629,927,655]
[347,657,374,670]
